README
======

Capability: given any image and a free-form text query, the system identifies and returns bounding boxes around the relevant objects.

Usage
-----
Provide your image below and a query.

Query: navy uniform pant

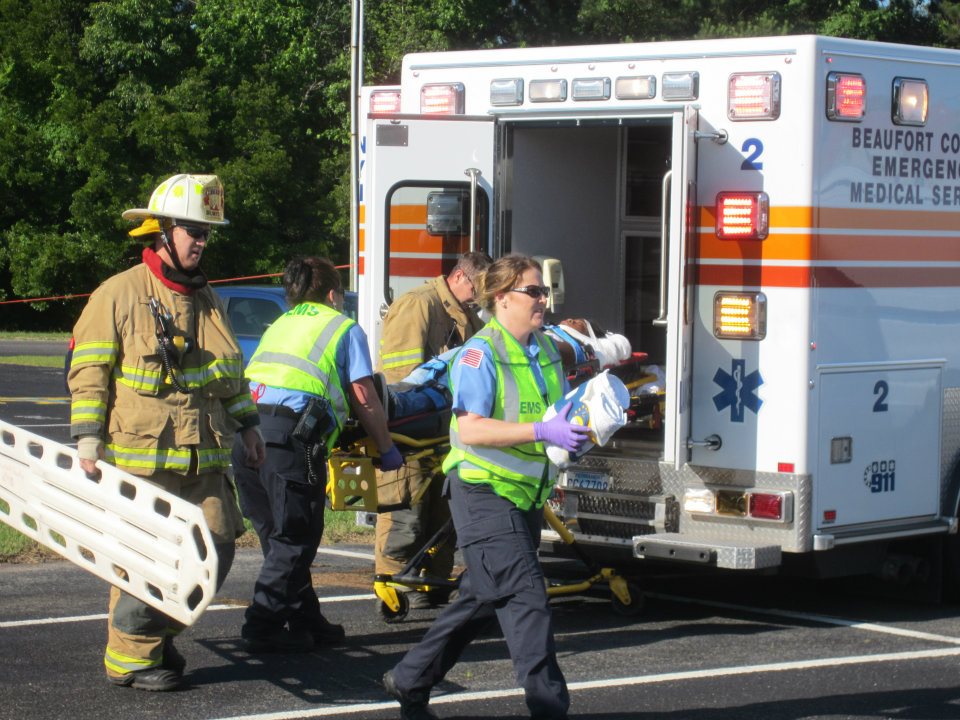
[391,472,570,719]
[232,412,326,634]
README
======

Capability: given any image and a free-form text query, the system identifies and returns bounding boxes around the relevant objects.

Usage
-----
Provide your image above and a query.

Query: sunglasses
[175,224,211,241]
[510,285,551,299]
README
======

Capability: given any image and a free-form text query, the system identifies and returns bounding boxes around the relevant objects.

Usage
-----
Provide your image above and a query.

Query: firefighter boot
[161,636,187,674]
[383,670,438,720]
[290,613,346,646]
[107,666,182,692]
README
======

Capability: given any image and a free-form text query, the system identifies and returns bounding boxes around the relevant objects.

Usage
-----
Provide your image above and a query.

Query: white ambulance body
[358,35,960,581]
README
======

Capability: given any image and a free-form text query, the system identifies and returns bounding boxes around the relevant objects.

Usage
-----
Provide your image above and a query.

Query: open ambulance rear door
[359,116,495,354]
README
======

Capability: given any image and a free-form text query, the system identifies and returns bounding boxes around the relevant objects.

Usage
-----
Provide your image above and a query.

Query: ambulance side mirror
[534,255,564,314]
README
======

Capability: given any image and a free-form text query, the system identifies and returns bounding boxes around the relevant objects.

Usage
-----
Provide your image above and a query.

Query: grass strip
[1,509,372,563]
[0,355,64,368]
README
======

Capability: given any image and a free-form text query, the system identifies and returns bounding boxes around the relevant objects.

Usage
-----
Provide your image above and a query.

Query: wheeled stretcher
[326,401,643,622]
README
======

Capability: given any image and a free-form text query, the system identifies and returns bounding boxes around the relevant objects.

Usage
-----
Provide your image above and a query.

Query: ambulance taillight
[715,192,769,240]
[420,83,465,115]
[728,72,781,120]
[370,90,401,114]
[683,489,793,523]
[826,72,865,121]
[714,292,767,340]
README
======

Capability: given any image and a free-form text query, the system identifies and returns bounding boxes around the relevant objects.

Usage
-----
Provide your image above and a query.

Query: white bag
[541,370,631,468]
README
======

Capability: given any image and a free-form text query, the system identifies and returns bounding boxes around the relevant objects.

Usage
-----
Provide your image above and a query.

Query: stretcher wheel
[377,591,410,623]
[611,582,644,616]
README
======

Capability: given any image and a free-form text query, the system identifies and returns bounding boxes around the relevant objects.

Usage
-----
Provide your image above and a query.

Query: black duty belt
[256,403,300,421]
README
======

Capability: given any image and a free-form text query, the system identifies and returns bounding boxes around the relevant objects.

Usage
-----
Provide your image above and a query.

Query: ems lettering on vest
[520,401,544,415]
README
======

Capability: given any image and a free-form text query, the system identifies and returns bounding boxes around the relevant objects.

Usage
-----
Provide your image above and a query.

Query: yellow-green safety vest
[442,318,564,511]
[245,302,353,449]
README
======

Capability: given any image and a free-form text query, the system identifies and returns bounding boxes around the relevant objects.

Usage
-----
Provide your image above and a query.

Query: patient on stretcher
[374,318,659,433]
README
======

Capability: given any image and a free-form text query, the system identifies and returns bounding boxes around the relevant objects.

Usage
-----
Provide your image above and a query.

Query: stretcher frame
[326,424,644,622]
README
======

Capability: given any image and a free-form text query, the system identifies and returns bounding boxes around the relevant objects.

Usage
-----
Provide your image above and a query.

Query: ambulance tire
[377,592,410,623]
[611,582,644,616]
[941,532,960,604]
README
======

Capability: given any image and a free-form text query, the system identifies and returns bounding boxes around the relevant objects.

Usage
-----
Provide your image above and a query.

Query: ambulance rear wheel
[611,582,644,616]
[378,592,410,623]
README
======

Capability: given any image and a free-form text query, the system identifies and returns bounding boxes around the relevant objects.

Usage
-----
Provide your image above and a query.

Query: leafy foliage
[0,0,957,329]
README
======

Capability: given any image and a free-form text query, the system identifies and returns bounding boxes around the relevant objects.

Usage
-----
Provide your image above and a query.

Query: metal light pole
[349,0,364,291]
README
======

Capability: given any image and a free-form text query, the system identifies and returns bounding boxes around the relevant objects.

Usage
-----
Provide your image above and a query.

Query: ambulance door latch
[687,434,722,451]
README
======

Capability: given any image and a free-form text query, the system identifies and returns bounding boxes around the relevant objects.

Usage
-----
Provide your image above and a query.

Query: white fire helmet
[122,174,229,226]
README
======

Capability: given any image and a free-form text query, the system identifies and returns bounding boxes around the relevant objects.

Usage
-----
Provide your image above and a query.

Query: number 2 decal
[741,138,764,170]
[873,380,889,412]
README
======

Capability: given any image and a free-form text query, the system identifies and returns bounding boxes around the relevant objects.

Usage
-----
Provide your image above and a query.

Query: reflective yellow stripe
[70,399,106,424]
[224,392,257,419]
[104,647,159,674]
[72,341,119,367]
[105,444,192,472]
[382,347,422,362]
[114,364,163,393]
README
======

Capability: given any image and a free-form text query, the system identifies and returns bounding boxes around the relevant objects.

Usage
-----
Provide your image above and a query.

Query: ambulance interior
[501,121,673,457]
[380,121,674,458]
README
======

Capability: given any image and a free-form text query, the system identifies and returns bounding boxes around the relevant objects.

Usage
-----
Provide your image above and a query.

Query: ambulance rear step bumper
[633,533,782,570]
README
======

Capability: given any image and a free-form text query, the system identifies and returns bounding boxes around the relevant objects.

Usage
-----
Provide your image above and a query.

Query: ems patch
[460,347,484,369]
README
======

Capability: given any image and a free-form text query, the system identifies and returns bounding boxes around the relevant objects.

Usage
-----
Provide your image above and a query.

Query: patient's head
[560,318,589,335]
[560,318,608,337]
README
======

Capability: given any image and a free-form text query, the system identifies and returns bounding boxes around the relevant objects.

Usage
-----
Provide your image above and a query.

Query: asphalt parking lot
[3,341,960,720]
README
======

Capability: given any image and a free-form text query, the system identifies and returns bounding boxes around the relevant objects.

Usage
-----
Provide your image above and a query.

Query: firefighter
[383,254,588,720]
[374,251,491,608]
[68,173,266,692]
[236,256,403,653]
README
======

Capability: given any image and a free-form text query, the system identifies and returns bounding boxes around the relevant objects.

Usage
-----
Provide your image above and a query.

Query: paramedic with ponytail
[234,256,403,653]
[383,254,587,720]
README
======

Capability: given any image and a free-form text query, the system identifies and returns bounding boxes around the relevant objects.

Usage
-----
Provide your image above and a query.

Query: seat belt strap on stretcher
[0,419,218,626]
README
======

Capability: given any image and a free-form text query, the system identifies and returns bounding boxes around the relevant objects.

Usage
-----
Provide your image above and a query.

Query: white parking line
[10,422,71,428]
[649,591,960,645]
[0,595,375,629]
[210,646,960,720]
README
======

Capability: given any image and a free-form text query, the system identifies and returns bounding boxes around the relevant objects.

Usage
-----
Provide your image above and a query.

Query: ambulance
[355,35,960,587]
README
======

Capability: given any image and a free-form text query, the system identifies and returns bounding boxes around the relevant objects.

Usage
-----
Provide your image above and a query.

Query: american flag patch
[460,347,485,368]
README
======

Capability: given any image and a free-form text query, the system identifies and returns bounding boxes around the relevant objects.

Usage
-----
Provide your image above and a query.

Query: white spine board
[0,419,218,626]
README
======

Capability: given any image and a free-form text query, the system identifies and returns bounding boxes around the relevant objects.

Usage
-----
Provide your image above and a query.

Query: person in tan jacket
[375,252,491,608]
[68,173,265,692]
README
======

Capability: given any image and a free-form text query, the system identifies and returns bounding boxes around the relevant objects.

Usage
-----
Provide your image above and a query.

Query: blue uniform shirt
[252,321,373,411]
[450,331,570,474]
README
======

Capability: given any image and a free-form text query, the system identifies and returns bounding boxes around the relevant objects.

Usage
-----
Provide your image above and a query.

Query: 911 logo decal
[713,359,763,423]
[864,459,896,493]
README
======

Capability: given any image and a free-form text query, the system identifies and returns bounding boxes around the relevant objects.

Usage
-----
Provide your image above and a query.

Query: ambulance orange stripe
[697,265,812,288]
[389,257,458,276]
[699,232,960,262]
[697,264,960,288]
[387,228,471,254]
[391,205,428,224]
[813,266,960,288]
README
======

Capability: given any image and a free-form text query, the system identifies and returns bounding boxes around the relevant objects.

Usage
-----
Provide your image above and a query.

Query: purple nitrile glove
[379,444,404,471]
[534,401,591,453]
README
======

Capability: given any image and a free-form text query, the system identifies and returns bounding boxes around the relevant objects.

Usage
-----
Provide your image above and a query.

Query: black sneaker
[291,614,346,646]
[383,670,438,720]
[241,627,314,654]
[107,666,181,692]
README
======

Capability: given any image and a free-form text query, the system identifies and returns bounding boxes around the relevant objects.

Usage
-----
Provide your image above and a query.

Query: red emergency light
[826,72,865,121]
[370,90,401,114]
[715,192,769,240]
[420,83,465,115]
